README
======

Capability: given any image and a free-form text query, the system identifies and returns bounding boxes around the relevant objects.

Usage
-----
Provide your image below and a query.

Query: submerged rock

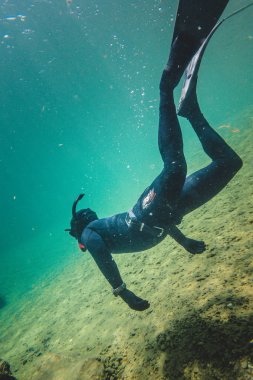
[0,360,11,375]
[0,359,17,380]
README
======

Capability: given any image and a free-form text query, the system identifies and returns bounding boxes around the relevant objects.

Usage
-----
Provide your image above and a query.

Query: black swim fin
[177,22,221,118]
[172,0,229,46]
[168,0,229,91]
[177,2,253,117]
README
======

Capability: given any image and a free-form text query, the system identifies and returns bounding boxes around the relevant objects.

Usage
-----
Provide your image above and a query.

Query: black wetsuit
[64,0,247,311]
[80,68,242,290]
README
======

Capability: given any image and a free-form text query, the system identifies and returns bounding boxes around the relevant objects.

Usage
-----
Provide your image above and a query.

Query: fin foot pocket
[163,32,200,90]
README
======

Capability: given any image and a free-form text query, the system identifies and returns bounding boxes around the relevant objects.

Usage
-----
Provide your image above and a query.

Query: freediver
[65,0,244,311]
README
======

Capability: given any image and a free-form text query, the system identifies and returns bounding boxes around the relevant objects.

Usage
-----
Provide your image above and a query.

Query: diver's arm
[167,225,206,254]
[82,228,150,311]
[82,228,123,288]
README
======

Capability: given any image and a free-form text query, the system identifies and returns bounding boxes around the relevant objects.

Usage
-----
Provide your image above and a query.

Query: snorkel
[72,193,85,218]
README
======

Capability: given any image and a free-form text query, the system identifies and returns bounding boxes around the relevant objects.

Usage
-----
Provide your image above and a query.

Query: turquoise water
[0,0,252,304]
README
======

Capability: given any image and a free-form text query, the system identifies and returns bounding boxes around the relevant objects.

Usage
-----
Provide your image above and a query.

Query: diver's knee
[218,153,242,176]
[222,155,243,176]
[231,154,243,172]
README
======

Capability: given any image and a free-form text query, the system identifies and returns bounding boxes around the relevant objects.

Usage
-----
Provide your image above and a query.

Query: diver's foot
[119,288,150,311]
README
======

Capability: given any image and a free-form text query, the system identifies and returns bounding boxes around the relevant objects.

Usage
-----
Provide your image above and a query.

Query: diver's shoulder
[89,212,127,226]
[110,212,128,225]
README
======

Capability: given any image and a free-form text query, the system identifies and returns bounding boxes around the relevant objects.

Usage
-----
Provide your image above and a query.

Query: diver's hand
[119,288,150,311]
[183,238,206,254]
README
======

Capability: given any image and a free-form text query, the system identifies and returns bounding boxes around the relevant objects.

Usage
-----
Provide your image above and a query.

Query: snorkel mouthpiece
[72,193,85,217]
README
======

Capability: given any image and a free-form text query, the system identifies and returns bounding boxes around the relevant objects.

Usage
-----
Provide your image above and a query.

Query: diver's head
[65,194,98,242]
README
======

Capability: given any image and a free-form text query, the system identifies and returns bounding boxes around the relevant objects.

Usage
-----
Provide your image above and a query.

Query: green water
[0,0,252,304]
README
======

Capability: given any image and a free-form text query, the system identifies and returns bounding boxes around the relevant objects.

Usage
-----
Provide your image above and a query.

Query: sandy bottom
[0,113,253,380]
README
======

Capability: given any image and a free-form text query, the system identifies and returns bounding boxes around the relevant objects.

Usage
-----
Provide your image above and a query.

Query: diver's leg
[178,73,242,168]
[154,35,203,197]
[153,28,202,197]
[174,13,242,216]
[157,0,230,181]
[157,36,197,174]
[189,111,242,166]
[157,67,188,199]
[160,0,228,150]
[177,107,243,215]
[132,69,188,222]
[133,44,195,222]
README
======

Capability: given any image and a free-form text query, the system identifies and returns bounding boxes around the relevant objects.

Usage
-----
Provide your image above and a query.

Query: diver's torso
[85,212,166,253]
[82,176,183,254]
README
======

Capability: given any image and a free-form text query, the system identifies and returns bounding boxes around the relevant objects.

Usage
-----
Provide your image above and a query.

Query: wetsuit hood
[65,194,98,242]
